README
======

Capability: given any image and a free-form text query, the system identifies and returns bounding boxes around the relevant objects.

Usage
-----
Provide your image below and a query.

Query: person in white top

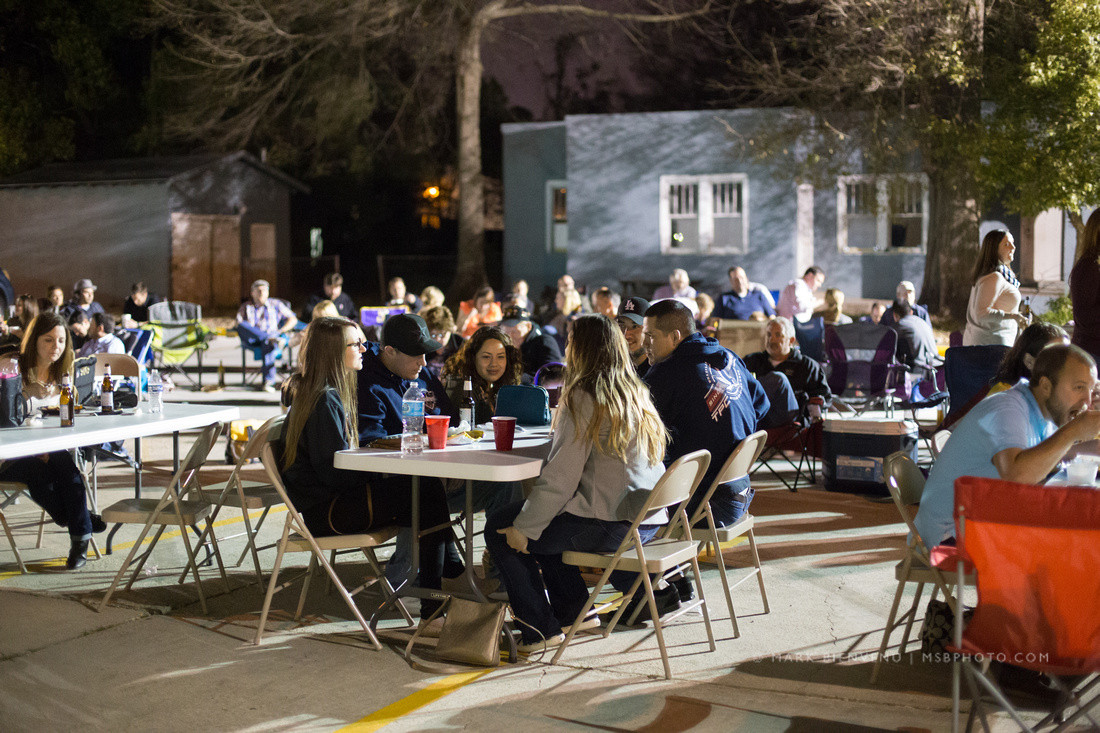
[963,229,1029,346]
[76,313,126,358]
[776,266,825,323]
[652,268,697,301]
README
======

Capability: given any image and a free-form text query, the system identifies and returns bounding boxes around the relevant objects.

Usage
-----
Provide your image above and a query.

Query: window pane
[889,217,922,248]
[670,218,699,250]
[847,215,877,250]
[712,182,741,215]
[713,215,743,251]
[552,187,567,222]
[669,183,698,216]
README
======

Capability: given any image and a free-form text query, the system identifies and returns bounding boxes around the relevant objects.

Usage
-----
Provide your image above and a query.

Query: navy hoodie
[644,332,770,491]
[357,342,458,443]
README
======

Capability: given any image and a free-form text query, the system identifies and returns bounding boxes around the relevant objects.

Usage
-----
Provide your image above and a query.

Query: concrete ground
[0,337,1078,731]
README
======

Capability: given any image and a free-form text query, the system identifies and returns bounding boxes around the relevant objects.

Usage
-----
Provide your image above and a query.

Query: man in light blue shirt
[915,344,1100,548]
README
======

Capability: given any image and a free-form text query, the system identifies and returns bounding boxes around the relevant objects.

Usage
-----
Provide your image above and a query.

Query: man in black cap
[499,305,563,381]
[61,278,105,320]
[357,312,458,442]
[615,296,652,377]
[357,312,463,596]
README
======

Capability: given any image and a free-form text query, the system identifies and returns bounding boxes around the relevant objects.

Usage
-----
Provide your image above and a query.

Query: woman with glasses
[279,316,452,627]
[484,315,669,653]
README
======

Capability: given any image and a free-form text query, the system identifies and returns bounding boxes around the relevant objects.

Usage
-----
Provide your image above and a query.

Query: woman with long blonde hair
[279,316,452,624]
[485,314,669,653]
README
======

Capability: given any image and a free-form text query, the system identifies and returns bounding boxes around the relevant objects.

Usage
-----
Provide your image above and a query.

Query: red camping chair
[948,476,1100,732]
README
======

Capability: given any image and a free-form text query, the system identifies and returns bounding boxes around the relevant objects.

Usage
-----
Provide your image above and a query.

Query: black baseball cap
[381,313,442,356]
[500,305,534,328]
[618,296,651,326]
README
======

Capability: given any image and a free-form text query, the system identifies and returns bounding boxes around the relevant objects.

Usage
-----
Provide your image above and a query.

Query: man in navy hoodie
[358,313,457,442]
[643,299,770,526]
[358,313,462,591]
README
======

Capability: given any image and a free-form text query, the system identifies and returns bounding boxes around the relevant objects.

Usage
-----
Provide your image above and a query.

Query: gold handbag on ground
[405,596,508,669]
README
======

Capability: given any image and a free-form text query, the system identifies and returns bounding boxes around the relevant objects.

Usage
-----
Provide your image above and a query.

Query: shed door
[170,213,241,309]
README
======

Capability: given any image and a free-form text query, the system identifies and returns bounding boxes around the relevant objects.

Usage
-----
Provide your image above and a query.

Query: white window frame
[545,179,568,254]
[659,173,749,255]
[836,173,929,254]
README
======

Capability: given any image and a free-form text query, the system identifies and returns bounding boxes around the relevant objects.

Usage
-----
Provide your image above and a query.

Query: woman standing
[485,315,668,653]
[964,229,1029,346]
[279,317,453,626]
[440,326,523,425]
[0,312,105,569]
[1070,209,1100,362]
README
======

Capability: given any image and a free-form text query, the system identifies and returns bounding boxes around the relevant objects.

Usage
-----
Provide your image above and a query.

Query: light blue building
[502,108,1074,306]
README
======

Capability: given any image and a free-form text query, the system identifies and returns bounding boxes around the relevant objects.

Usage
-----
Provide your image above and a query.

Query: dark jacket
[644,332,770,492]
[281,388,363,514]
[356,342,457,443]
[123,293,164,323]
[519,325,563,379]
[304,291,357,321]
[742,348,832,409]
[879,301,930,328]
[892,314,938,372]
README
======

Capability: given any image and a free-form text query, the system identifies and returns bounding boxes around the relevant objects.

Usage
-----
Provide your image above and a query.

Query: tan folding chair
[554,449,715,680]
[97,423,227,613]
[185,415,286,586]
[86,353,144,498]
[254,444,412,650]
[0,482,46,573]
[870,450,966,683]
[930,429,950,461]
[682,430,769,637]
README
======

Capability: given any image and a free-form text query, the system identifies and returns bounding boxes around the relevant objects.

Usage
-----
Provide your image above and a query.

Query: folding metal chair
[553,449,716,680]
[254,443,412,649]
[870,451,968,683]
[823,322,907,415]
[185,415,285,586]
[147,301,211,389]
[682,431,769,637]
[950,476,1100,732]
[0,482,46,573]
[97,423,227,613]
[751,420,819,492]
[85,354,143,498]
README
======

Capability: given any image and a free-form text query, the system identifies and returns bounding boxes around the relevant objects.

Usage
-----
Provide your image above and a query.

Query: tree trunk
[450,5,500,304]
[921,168,979,324]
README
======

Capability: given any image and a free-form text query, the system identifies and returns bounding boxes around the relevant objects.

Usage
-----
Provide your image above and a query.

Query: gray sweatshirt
[514,390,667,540]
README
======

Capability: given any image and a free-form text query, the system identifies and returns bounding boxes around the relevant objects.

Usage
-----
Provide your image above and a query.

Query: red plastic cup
[492,416,516,451]
[425,415,450,450]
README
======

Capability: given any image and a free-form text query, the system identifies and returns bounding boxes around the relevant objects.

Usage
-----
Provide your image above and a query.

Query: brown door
[248,223,277,292]
[170,213,242,309]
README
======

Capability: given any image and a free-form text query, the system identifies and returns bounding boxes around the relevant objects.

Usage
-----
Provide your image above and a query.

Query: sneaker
[517,632,565,655]
[417,616,445,638]
[261,382,278,393]
[621,584,680,626]
[66,539,89,570]
[562,614,601,635]
[90,513,107,534]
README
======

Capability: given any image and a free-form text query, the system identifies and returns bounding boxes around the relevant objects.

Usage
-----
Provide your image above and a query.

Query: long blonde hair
[559,315,667,465]
[282,317,360,469]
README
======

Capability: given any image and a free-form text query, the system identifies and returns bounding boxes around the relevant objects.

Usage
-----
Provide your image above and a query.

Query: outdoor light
[423,185,440,199]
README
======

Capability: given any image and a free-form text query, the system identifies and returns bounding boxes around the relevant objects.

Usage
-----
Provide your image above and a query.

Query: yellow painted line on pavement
[338,670,494,732]
[0,506,287,580]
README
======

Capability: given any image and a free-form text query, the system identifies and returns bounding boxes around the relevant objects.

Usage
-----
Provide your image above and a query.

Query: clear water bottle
[401,383,425,455]
[148,369,164,414]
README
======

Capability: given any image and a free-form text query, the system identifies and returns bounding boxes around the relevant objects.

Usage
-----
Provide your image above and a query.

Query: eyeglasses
[346,340,366,349]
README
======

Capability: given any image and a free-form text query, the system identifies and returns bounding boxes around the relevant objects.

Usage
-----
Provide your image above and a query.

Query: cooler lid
[824,418,918,436]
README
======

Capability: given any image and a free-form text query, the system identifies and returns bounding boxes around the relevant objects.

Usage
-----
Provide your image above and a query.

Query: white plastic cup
[1066,456,1099,485]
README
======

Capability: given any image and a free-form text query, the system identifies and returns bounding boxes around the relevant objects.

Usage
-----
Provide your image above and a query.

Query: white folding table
[0,403,240,552]
[334,429,550,630]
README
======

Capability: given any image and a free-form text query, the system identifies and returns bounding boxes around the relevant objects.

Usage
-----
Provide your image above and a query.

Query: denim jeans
[236,321,283,383]
[0,451,92,539]
[485,501,657,644]
[686,474,755,528]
